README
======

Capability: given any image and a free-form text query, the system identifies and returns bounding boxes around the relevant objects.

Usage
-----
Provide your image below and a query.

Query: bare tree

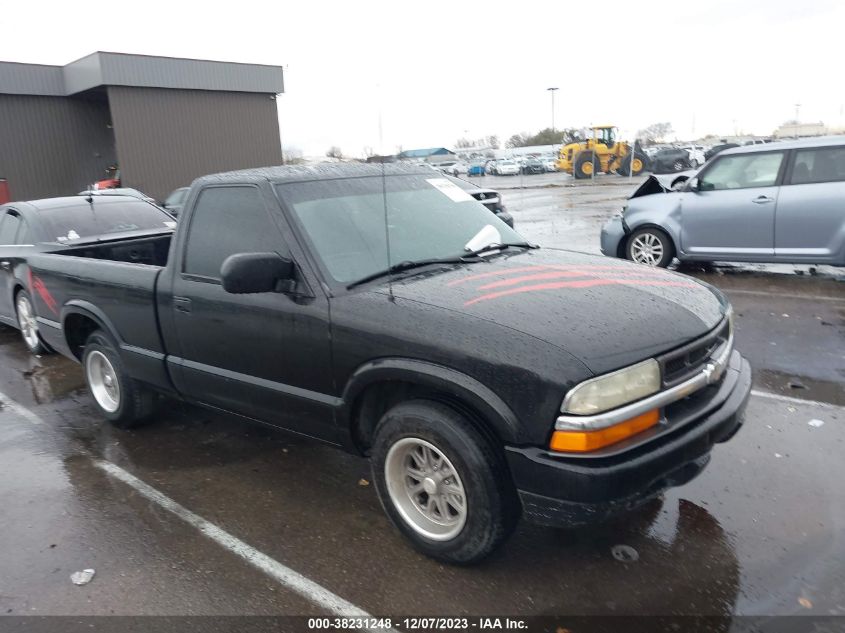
[362,146,375,158]
[506,133,529,148]
[282,147,305,165]
[636,122,674,145]
[325,146,344,159]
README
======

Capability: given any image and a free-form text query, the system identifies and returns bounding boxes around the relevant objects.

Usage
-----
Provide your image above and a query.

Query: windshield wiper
[346,243,539,290]
[462,241,538,258]
[347,255,480,290]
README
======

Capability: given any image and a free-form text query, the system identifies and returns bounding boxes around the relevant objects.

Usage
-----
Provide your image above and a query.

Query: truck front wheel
[371,399,520,564]
[82,331,156,428]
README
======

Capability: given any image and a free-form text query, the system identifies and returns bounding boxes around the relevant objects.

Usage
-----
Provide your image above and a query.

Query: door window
[789,146,845,184]
[699,152,784,190]
[0,212,20,245]
[15,218,31,244]
[183,186,285,279]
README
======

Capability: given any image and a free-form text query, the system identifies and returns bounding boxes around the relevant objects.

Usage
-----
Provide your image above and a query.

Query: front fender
[624,193,684,253]
[341,357,523,444]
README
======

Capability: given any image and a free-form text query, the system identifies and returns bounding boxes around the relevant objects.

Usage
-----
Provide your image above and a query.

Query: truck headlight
[561,359,661,415]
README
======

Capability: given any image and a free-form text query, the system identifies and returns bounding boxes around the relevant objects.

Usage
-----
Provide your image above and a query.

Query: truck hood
[389,248,726,374]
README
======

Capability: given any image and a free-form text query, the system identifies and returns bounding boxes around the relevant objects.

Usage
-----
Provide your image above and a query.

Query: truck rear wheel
[82,330,156,428]
[370,399,520,564]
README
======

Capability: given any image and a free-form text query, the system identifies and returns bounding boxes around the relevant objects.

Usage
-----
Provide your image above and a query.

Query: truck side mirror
[220,252,295,294]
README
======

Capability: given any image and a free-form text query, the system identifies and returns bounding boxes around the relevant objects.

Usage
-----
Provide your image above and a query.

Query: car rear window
[39,199,175,242]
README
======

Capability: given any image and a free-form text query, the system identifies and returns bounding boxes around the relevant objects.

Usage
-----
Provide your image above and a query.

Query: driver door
[680,150,785,258]
[167,184,335,440]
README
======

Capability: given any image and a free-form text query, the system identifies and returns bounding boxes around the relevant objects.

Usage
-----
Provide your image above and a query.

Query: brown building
[0,52,284,202]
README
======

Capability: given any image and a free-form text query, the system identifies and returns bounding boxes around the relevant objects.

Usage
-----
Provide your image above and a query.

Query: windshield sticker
[57,229,80,242]
[426,178,474,203]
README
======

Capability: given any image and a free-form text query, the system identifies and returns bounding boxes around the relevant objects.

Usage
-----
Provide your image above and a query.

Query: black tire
[573,151,599,179]
[619,153,648,177]
[626,227,675,268]
[371,399,520,564]
[14,290,49,355]
[82,330,156,428]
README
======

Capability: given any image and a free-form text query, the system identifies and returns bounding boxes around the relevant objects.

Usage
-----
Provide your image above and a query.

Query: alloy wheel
[631,232,664,266]
[384,437,467,541]
[16,295,40,351]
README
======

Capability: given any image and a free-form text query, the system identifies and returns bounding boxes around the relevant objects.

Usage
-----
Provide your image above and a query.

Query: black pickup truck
[23,164,751,563]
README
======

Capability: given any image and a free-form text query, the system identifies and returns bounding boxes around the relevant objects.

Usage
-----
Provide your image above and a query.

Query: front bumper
[600,215,628,258]
[505,350,751,527]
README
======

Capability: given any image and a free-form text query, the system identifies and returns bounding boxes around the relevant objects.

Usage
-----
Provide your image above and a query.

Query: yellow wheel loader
[557,126,649,179]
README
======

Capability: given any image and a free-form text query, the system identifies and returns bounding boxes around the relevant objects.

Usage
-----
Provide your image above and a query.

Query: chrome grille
[659,318,730,388]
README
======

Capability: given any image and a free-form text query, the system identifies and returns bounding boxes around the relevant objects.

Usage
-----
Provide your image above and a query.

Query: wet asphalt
[0,175,843,621]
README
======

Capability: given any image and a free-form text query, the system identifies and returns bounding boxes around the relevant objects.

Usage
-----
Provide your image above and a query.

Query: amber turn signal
[549,409,660,453]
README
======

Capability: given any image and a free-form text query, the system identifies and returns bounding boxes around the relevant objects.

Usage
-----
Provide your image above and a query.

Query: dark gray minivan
[601,136,845,267]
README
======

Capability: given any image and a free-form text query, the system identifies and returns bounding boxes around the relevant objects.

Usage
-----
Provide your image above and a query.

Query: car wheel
[671,160,686,171]
[82,330,156,428]
[627,228,675,267]
[15,290,48,355]
[371,399,520,564]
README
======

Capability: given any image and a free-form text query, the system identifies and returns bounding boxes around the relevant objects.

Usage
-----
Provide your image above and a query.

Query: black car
[521,158,546,175]
[650,148,693,174]
[0,196,176,354]
[19,163,750,564]
[445,174,514,227]
[704,143,740,162]
[162,186,190,217]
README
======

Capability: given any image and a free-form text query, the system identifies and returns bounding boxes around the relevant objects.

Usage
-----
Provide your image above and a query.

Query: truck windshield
[39,198,175,242]
[277,174,523,285]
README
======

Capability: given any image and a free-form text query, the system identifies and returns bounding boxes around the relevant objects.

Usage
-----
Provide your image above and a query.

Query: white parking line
[0,392,384,623]
[93,459,379,620]
[0,390,43,425]
[750,389,843,410]
[723,288,845,303]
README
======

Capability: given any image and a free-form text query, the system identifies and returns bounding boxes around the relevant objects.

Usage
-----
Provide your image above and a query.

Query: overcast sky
[2,0,843,157]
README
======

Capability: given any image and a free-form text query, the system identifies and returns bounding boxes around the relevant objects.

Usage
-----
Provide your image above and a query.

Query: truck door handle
[173,297,192,313]
[752,195,774,204]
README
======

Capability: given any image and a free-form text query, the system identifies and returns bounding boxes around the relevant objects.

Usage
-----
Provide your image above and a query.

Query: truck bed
[58,233,172,266]
[26,234,171,360]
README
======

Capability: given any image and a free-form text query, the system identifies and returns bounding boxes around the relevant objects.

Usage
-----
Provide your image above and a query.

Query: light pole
[547,87,559,132]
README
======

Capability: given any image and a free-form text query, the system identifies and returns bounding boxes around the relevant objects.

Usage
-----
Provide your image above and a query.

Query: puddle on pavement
[0,326,86,405]
[754,368,845,406]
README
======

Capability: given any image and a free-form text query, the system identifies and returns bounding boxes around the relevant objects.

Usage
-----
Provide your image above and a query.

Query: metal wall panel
[107,86,283,201]
[0,95,116,200]
[0,62,65,96]
[64,52,284,95]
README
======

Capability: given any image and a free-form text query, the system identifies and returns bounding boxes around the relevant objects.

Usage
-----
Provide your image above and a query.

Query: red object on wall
[0,179,10,205]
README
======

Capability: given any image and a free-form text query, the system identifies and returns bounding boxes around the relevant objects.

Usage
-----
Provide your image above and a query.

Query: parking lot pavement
[0,178,843,620]
[0,339,843,618]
